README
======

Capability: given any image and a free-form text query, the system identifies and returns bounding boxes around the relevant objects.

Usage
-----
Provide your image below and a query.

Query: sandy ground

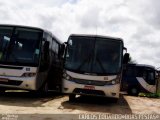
[0,92,159,120]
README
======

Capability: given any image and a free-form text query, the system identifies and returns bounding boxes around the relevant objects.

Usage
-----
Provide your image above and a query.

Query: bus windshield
[0,26,42,66]
[65,36,123,75]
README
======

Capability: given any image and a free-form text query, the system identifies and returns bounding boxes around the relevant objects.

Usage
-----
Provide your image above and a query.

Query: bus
[121,63,159,95]
[0,24,63,93]
[62,34,129,101]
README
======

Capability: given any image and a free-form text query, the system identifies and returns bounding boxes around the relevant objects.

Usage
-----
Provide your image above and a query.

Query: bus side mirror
[123,47,127,52]
[123,53,130,64]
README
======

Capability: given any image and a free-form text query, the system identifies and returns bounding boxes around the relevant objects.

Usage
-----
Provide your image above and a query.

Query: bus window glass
[65,36,123,75]
[0,27,42,65]
[136,67,144,77]
[92,39,122,74]
[9,28,41,64]
[0,27,13,61]
[65,37,93,73]
[147,71,155,85]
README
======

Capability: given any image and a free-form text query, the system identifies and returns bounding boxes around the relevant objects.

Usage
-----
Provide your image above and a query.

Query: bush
[138,92,160,98]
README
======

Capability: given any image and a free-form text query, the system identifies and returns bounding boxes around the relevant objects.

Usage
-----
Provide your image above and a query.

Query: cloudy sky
[0,0,160,68]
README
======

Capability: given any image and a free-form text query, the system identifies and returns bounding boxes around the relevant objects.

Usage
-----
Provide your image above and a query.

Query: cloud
[0,0,159,67]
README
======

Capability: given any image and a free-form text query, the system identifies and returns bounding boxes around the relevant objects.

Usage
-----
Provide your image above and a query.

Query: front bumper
[0,76,37,90]
[62,79,120,98]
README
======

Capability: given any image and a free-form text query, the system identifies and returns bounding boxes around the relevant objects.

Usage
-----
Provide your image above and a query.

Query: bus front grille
[73,88,105,96]
[0,80,23,86]
[72,78,107,86]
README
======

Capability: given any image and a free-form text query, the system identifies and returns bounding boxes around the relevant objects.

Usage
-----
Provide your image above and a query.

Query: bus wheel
[128,87,139,96]
[69,94,76,102]
[37,82,49,96]
[40,82,49,93]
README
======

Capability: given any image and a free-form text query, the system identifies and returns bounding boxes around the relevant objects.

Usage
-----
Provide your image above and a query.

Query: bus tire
[128,87,139,96]
[41,82,49,93]
[69,94,76,102]
[36,82,49,96]
[112,98,119,103]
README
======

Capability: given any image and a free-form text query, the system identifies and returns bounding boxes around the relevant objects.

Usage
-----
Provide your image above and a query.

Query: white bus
[121,64,159,95]
[0,24,63,93]
[62,34,129,101]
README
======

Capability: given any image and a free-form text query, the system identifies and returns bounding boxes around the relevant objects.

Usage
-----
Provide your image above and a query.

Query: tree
[128,56,137,64]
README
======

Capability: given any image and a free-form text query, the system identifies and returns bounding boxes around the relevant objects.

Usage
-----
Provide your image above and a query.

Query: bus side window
[142,71,147,80]
[147,71,155,85]
[136,67,144,77]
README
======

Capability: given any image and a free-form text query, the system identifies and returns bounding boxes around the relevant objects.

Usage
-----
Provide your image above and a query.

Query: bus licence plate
[84,85,95,90]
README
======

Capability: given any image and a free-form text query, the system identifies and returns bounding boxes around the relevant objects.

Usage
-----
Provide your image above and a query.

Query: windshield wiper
[95,56,106,73]
[76,55,92,71]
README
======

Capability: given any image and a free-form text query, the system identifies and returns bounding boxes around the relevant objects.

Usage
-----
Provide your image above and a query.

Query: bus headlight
[66,76,71,80]
[111,80,116,85]
[63,73,71,80]
[63,73,67,78]
[106,79,119,85]
[111,79,119,85]
[22,73,36,77]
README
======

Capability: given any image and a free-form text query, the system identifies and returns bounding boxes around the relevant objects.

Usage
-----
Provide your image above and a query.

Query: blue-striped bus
[121,63,158,95]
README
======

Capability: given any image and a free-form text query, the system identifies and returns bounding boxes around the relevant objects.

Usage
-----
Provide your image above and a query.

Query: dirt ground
[0,92,159,120]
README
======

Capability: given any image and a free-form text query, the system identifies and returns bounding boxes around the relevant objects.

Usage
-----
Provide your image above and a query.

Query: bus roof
[0,24,44,31]
[127,63,155,70]
[69,34,123,42]
[0,24,62,44]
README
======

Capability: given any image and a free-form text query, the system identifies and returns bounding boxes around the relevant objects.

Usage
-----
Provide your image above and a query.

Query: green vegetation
[139,92,160,98]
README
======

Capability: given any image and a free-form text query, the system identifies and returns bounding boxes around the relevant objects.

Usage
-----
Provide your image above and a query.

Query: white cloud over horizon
[0,0,160,68]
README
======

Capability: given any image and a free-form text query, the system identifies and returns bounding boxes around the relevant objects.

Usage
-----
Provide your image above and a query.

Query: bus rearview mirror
[123,53,130,64]
[123,47,127,52]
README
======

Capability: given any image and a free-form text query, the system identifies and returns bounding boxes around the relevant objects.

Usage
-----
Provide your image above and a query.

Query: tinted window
[147,70,155,85]
[0,26,42,65]
[65,36,123,75]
